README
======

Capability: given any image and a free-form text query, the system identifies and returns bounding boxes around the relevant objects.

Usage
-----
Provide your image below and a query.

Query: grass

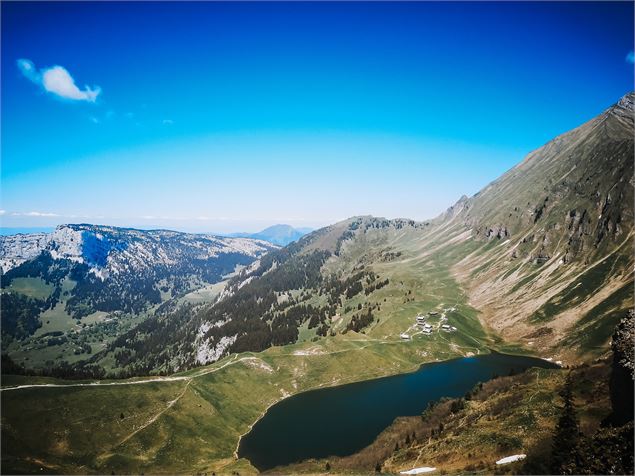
[8,300,147,369]
[5,277,54,300]
[1,336,472,474]
[530,252,631,324]
[0,267,505,476]
[1,221,621,474]
[296,319,318,343]
[179,280,227,305]
[561,281,634,355]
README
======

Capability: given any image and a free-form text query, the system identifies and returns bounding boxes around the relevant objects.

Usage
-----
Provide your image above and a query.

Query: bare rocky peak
[0,224,276,274]
[615,91,635,113]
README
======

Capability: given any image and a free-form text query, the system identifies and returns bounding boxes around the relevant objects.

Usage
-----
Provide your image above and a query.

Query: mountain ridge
[0,224,277,368]
[433,91,634,356]
[1,94,633,476]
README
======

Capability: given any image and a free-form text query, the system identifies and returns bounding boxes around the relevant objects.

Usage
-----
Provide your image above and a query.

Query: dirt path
[114,379,192,448]
[0,344,391,392]
[0,354,245,392]
[0,375,190,392]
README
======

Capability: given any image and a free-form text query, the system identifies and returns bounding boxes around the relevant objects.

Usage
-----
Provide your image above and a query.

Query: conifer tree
[551,373,580,474]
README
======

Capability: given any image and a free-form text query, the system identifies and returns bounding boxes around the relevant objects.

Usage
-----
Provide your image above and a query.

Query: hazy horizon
[0,222,316,236]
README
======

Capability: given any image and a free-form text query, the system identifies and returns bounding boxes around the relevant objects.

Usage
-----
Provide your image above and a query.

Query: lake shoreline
[238,351,558,471]
[233,348,477,468]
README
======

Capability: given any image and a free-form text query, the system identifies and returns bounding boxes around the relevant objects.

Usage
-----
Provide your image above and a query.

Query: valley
[2,230,506,474]
[1,93,633,474]
[4,0,635,473]
[0,225,277,372]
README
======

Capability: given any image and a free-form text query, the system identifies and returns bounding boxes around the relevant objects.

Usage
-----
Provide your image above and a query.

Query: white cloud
[9,211,60,217]
[162,119,174,125]
[89,116,100,124]
[17,58,101,102]
[0,210,5,216]
[25,211,59,217]
[627,51,635,64]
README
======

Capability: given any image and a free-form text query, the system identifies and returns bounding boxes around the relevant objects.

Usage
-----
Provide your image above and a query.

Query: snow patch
[496,454,526,465]
[400,467,437,474]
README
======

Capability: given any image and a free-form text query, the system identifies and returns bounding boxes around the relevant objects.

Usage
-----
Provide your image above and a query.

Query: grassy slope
[1,219,547,475]
[4,141,632,472]
[3,277,149,370]
[2,226,517,475]
[2,271,231,371]
[443,98,635,361]
[1,337,476,475]
[383,363,610,475]
[1,217,624,474]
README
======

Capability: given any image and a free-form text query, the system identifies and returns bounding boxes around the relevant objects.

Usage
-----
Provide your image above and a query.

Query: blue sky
[2,1,633,233]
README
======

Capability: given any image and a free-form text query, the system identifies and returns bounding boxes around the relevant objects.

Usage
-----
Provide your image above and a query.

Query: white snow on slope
[400,467,437,474]
[496,454,526,465]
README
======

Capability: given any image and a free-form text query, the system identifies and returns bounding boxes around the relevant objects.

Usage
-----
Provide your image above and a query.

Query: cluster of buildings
[400,309,458,340]
[416,314,434,335]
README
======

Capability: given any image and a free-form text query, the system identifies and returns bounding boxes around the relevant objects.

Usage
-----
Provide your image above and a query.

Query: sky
[2,1,633,233]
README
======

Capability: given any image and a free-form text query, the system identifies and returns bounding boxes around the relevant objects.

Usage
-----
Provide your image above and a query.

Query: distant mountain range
[227,224,312,246]
[0,224,311,246]
[0,224,277,364]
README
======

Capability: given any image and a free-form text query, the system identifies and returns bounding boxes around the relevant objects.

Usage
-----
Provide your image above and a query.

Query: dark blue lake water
[238,351,557,471]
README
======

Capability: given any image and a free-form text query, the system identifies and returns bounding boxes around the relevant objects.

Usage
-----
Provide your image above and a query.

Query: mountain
[2,94,632,476]
[435,92,634,357]
[91,93,634,376]
[0,224,277,368]
[252,224,312,246]
[229,224,312,246]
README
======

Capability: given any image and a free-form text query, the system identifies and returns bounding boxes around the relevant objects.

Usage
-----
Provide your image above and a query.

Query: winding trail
[0,342,393,392]
[115,379,193,448]
[0,354,248,392]
[0,376,190,392]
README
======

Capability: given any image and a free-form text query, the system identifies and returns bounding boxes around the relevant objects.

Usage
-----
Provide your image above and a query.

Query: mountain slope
[91,216,460,373]
[432,92,634,357]
[0,224,276,368]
